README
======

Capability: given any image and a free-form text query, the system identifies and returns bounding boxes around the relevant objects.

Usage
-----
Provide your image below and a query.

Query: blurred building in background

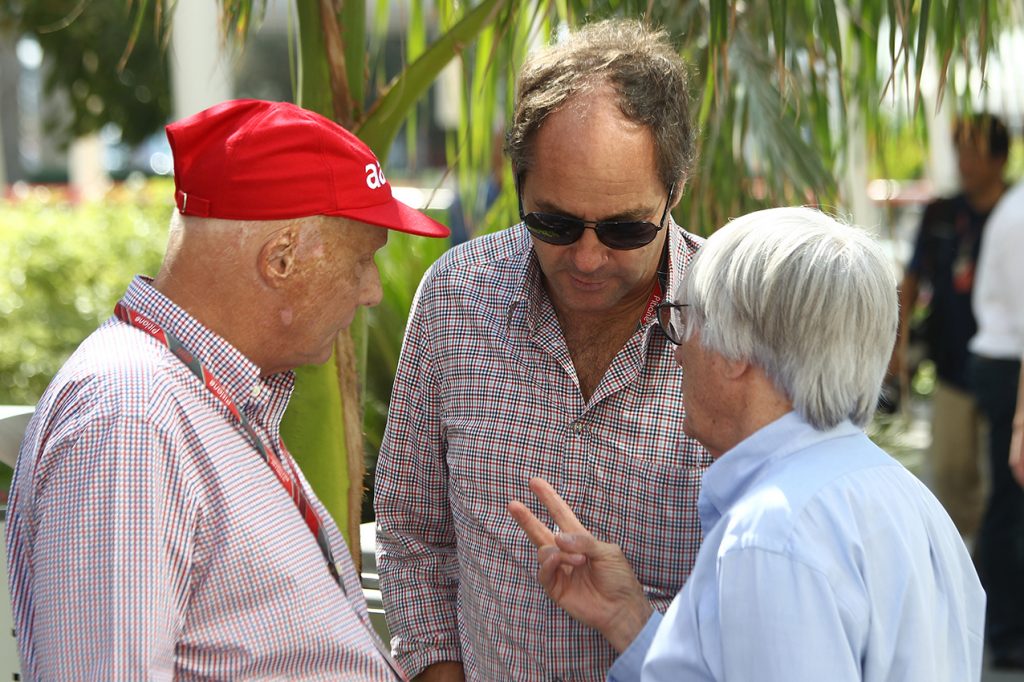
[0,0,458,193]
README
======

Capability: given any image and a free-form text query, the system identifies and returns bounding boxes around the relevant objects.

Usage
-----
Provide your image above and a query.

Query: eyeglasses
[656,301,689,344]
[517,180,675,250]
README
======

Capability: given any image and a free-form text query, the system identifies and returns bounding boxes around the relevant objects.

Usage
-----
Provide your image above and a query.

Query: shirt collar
[697,411,861,536]
[521,247,549,334]
[119,276,293,414]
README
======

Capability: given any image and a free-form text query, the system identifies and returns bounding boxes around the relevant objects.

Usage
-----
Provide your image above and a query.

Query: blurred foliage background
[0,0,170,146]
[0,181,170,404]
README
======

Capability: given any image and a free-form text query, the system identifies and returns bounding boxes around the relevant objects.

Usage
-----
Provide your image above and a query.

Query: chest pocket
[591,449,705,602]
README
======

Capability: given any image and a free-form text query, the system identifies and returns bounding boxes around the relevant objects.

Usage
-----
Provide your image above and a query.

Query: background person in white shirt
[969,178,1024,670]
[510,207,985,681]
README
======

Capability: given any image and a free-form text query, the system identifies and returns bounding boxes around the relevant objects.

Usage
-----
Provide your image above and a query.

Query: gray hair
[679,207,898,429]
[506,18,696,201]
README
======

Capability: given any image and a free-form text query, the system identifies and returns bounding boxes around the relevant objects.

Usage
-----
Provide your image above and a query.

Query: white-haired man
[7,99,449,680]
[510,207,985,681]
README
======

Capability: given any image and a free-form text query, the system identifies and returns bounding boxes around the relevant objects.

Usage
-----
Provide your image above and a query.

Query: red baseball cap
[165,99,449,238]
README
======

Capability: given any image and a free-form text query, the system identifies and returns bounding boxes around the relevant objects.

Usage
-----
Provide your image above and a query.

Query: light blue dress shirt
[608,412,985,682]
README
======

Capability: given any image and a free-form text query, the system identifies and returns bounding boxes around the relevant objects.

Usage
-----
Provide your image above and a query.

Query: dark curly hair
[506,19,697,203]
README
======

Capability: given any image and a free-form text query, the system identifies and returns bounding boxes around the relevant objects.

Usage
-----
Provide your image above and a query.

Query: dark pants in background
[971,355,1024,661]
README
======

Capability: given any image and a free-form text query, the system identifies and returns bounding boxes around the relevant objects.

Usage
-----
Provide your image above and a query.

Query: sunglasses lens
[523,213,662,249]
[597,221,661,250]
[524,213,583,245]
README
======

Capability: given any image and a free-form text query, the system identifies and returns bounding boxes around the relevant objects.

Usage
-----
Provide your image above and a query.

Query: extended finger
[528,477,590,535]
[508,500,556,549]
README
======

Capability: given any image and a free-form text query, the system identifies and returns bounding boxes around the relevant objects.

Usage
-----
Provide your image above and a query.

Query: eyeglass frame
[516,174,676,251]
[656,301,690,345]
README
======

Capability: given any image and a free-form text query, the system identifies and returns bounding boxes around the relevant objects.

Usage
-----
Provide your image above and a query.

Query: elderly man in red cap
[6,99,447,681]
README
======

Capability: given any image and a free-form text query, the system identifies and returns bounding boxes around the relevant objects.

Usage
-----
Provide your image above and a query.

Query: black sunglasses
[656,301,689,344]
[517,180,675,250]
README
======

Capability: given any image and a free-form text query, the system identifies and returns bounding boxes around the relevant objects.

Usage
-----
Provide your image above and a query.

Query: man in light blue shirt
[510,207,985,681]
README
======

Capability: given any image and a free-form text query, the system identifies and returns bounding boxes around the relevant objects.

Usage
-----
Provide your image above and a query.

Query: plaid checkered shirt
[7,276,396,681]
[375,223,712,681]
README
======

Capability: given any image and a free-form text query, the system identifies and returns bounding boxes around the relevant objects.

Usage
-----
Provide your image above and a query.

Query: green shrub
[0,182,173,406]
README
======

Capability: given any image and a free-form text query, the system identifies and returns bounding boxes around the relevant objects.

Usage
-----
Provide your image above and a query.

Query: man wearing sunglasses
[375,19,711,682]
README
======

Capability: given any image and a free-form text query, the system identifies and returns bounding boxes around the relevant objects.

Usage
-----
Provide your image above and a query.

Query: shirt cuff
[606,611,663,682]
[395,644,463,680]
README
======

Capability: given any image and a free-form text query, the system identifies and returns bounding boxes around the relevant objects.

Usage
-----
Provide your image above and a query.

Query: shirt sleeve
[995,202,1024,358]
[374,279,462,677]
[711,548,860,682]
[971,184,1024,359]
[9,410,198,680]
[606,611,663,682]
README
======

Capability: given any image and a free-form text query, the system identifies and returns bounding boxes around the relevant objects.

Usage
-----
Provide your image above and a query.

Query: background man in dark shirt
[891,113,1009,539]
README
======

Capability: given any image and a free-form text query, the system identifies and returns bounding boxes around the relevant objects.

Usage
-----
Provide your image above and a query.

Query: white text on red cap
[365,163,387,190]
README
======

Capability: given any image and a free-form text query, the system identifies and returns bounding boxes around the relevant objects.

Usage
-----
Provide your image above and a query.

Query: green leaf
[913,0,932,112]
[769,0,787,74]
[341,0,366,121]
[358,0,513,154]
[281,358,350,541]
[818,0,842,75]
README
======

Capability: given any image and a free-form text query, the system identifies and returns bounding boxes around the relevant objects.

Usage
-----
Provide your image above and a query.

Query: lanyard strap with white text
[114,301,408,680]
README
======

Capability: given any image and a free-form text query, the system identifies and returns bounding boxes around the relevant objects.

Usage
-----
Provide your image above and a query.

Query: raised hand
[507,477,652,653]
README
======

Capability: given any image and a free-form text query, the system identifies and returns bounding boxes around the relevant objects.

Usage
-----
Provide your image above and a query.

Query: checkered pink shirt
[7,276,396,681]
[375,224,712,681]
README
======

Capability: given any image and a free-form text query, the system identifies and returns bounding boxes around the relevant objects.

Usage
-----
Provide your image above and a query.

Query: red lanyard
[640,277,663,327]
[115,301,409,680]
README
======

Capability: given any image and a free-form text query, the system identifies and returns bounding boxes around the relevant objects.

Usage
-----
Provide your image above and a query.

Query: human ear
[258,226,298,287]
[719,354,750,381]
[669,178,687,209]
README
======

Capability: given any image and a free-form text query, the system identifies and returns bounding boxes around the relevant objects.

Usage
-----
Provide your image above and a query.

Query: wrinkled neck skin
[708,360,794,460]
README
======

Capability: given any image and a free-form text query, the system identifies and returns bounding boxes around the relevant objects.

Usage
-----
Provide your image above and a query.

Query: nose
[569,227,608,273]
[362,262,384,308]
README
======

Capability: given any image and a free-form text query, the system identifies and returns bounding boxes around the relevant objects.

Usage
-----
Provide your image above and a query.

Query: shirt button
[572,422,585,434]
[250,384,262,399]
